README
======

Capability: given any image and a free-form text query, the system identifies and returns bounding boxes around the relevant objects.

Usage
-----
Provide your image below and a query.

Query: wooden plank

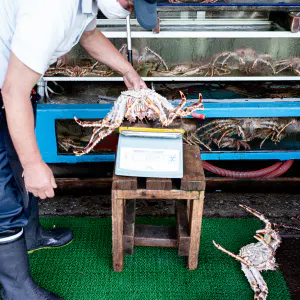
[146,178,172,190]
[111,191,124,272]
[181,145,206,191]
[55,177,300,194]
[116,189,200,200]
[112,171,137,190]
[56,178,111,191]
[123,200,136,255]
[270,12,300,33]
[176,201,190,257]
[134,225,177,248]
[188,191,205,270]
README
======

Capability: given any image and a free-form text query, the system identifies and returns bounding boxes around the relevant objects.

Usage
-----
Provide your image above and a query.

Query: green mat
[27,218,290,300]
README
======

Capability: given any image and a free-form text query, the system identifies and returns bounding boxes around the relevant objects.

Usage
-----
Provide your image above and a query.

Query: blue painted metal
[36,103,300,163]
[36,104,114,163]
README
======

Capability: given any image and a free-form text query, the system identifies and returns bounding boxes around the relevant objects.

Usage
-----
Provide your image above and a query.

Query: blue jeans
[0,92,37,232]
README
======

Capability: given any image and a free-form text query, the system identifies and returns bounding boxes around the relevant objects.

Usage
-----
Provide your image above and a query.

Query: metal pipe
[202,160,294,179]
[126,15,133,66]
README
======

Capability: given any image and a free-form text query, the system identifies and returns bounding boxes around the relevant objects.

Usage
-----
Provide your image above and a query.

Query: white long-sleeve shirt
[0,0,97,88]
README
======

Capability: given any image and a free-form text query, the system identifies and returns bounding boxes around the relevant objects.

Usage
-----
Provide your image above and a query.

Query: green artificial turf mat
[26,217,291,300]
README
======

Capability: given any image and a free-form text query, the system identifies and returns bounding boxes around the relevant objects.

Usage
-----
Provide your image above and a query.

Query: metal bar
[36,102,300,118]
[97,19,272,26]
[100,31,300,38]
[96,97,300,104]
[42,76,300,82]
[41,151,300,163]
[126,16,133,65]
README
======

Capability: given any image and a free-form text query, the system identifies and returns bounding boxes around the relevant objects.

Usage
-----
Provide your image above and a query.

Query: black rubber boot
[0,230,63,300]
[25,196,73,253]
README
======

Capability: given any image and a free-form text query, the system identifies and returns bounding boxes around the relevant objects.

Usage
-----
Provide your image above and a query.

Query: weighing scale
[115,127,184,178]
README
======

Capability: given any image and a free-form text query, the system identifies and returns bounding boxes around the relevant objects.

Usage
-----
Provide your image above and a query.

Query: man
[0,0,158,299]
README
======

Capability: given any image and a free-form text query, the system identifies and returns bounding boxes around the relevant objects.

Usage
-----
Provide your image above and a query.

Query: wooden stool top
[113,144,205,192]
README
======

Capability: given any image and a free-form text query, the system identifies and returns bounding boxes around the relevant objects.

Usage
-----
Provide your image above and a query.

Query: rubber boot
[0,229,63,300]
[25,195,73,253]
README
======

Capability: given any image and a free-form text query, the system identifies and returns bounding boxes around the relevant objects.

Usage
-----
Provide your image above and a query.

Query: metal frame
[38,5,300,163]
[102,30,300,38]
[156,3,300,13]
[36,102,300,163]
[98,19,274,26]
[43,76,300,82]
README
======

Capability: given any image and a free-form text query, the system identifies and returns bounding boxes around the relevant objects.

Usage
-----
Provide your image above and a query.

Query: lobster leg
[74,117,103,127]
[164,91,187,126]
[212,241,253,266]
[241,264,262,300]
[252,58,275,74]
[276,119,296,141]
[74,127,117,156]
[240,205,272,230]
[250,267,269,300]
[144,97,168,124]
[178,93,204,117]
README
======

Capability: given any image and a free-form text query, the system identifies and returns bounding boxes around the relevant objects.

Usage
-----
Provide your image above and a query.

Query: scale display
[115,130,184,178]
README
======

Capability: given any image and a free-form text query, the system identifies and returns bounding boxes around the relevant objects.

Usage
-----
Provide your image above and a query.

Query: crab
[210,137,251,151]
[207,47,276,77]
[58,138,87,153]
[73,89,204,156]
[195,118,296,151]
[137,46,169,72]
[118,44,169,74]
[148,64,210,77]
[213,205,282,300]
[44,61,114,77]
[275,57,300,76]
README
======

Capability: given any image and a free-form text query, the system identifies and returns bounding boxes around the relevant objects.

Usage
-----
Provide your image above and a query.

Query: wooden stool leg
[112,190,124,272]
[188,191,205,270]
[123,200,136,255]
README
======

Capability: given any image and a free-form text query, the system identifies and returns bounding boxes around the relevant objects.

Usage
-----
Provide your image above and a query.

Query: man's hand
[123,68,147,90]
[23,161,57,200]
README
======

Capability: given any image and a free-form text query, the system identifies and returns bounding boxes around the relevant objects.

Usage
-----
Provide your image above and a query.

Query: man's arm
[79,29,147,90]
[2,53,56,199]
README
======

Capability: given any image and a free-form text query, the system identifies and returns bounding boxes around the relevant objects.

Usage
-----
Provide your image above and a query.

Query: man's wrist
[21,153,43,170]
[118,62,135,77]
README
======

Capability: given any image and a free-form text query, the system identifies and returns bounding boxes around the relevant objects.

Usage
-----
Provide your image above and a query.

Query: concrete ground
[40,191,299,225]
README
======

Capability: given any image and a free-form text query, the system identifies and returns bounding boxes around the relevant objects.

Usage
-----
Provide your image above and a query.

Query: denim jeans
[0,91,37,232]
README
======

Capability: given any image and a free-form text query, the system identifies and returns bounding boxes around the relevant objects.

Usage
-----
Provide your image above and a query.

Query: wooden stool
[112,145,205,272]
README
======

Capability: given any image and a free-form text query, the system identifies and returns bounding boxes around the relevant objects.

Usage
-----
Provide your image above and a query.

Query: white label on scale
[120,147,180,172]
